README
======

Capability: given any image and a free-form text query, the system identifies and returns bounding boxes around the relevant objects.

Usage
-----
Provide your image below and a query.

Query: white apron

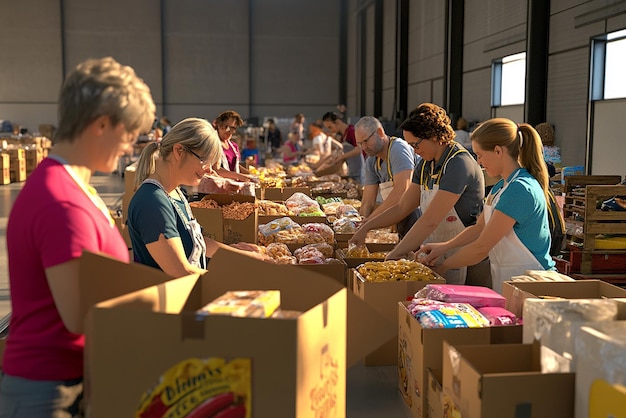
[420,147,467,284]
[484,169,543,294]
[144,179,207,269]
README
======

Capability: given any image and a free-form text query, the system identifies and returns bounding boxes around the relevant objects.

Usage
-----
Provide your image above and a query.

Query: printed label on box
[136,357,251,418]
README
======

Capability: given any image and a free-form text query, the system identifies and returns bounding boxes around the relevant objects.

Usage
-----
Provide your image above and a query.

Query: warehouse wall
[0,0,342,134]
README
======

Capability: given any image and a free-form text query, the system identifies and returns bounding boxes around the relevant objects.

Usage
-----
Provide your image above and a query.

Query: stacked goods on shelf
[562,175,626,275]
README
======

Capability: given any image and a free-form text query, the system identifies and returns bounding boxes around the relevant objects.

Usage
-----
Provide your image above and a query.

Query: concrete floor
[0,172,413,417]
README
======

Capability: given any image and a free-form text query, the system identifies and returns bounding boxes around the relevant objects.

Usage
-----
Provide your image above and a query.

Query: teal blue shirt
[490,168,555,270]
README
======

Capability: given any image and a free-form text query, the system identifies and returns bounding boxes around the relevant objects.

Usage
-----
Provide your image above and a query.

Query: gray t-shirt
[363,137,419,185]
[412,143,484,226]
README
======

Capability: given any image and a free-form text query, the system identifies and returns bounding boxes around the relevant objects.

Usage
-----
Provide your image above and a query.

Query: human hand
[384,249,413,261]
[348,226,368,246]
[230,242,262,253]
[417,242,447,266]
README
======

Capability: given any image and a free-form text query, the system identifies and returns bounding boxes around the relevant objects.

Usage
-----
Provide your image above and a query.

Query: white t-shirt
[312,133,331,157]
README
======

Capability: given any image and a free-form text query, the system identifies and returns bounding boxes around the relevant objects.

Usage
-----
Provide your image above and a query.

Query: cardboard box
[85,250,394,417]
[25,148,43,172]
[575,322,626,418]
[442,341,575,418]
[0,153,10,185]
[295,261,347,286]
[191,194,258,244]
[353,273,446,366]
[502,279,626,318]
[262,186,311,201]
[427,368,443,418]
[9,157,25,183]
[113,214,132,250]
[397,301,522,418]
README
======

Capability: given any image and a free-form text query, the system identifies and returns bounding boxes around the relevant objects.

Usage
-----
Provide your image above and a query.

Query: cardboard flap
[206,249,395,366]
[79,251,172,320]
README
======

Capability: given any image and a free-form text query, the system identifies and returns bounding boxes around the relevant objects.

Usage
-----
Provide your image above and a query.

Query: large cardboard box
[295,261,347,286]
[397,301,522,418]
[9,153,26,183]
[575,322,626,418]
[85,250,395,417]
[191,194,258,244]
[258,214,328,226]
[502,279,626,317]
[442,341,575,418]
[25,147,43,173]
[353,273,446,366]
[427,368,443,418]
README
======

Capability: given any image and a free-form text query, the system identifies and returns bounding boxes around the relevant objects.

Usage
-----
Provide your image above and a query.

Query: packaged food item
[478,306,518,326]
[414,284,506,308]
[285,192,324,216]
[346,243,369,258]
[136,357,251,418]
[197,290,281,318]
[417,302,490,329]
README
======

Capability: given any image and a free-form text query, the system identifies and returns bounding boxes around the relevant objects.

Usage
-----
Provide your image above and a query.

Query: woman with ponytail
[127,118,266,277]
[420,118,556,293]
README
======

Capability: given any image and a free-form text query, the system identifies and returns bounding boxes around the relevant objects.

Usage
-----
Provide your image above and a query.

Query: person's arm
[146,235,207,277]
[338,145,361,162]
[208,240,271,261]
[214,167,251,182]
[386,189,461,259]
[419,213,486,264]
[435,209,515,275]
[46,259,82,333]
[350,182,421,245]
[359,184,379,217]
[367,169,413,219]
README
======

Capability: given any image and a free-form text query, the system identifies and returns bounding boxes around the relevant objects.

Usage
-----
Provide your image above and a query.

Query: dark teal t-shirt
[127,183,193,271]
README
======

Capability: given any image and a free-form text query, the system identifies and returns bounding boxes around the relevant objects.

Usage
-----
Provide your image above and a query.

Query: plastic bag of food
[294,243,334,258]
[302,223,334,244]
[332,217,359,233]
[414,284,506,309]
[285,192,323,216]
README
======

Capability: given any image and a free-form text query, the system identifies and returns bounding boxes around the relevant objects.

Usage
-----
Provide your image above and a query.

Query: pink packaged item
[414,284,506,308]
[477,306,518,326]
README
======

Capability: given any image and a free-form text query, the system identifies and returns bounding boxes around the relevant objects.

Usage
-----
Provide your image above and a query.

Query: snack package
[197,290,281,318]
[301,223,335,244]
[294,242,334,258]
[477,306,518,326]
[414,284,506,308]
[417,303,490,329]
[136,357,251,418]
[356,259,436,282]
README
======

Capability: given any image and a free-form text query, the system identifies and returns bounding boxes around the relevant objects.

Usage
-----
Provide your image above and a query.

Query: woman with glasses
[127,118,265,277]
[419,118,556,293]
[350,103,484,284]
[212,110,254,183]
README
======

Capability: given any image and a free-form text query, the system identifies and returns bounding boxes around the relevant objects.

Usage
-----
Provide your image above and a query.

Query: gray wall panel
[461,68,492,123]
[546,48,590,166]
[0,1,63,104]
[549,5,605,53]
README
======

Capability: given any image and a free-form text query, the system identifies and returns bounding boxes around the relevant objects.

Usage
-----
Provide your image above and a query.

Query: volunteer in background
[0,57,156,417]
[419,118,556,293]
[212,110,254,182]
[322,111,363,182]
[350,103,484,284]
[354,116,420,239]
[128,118,269,277]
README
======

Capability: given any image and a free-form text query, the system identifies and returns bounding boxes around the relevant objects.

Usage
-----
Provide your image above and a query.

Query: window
[591,29,626,100]
[491,52,526,107]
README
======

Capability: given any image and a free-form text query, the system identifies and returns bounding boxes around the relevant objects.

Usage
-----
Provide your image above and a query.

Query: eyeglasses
[221,124,238,133]
[184,146,208,166]
[357,129,378,147]
[407,137,426,150]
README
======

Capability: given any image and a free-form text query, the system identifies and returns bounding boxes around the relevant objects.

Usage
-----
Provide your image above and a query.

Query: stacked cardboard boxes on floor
[0,153,10,185]
[8,148,26,183]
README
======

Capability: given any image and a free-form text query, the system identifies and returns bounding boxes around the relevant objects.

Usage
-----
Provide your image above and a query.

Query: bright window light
[604,37,626,99]
[501,53,526,105]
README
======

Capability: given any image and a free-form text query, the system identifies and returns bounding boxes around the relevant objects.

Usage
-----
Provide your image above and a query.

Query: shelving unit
[562,175,626,276]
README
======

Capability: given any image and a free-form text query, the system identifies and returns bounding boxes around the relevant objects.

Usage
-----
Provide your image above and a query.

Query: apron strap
[376,136,396,181]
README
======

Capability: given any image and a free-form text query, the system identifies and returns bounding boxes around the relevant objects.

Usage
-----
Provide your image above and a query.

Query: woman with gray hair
[1,56,156,417]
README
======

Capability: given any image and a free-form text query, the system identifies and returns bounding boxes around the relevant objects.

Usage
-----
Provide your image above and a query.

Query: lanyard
[376,137,395,181]
[48,155,115,228]
[420,143,467,190]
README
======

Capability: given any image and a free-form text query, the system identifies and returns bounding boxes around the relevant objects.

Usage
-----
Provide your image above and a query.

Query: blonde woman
[128,118,265,277]
[420,118,556,293]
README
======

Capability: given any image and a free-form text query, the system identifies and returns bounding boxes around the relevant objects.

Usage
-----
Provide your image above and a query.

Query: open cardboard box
[262,186,311,201]
[442,341,575,418]
[352,271,446,366]
[397,301,522,418]
[502,279,626,318]
[191,193,258,244]
[84,250,394,417]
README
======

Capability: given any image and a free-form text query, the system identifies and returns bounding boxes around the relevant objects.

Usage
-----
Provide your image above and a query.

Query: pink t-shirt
[3,158,129,380]
[283,141,298,163]
[222,141,240,172]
